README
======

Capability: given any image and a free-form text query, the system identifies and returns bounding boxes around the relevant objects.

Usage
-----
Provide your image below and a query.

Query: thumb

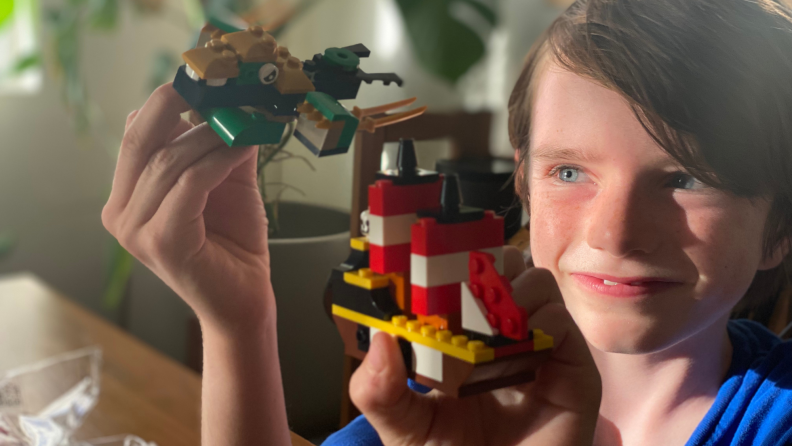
[349,332,435,445]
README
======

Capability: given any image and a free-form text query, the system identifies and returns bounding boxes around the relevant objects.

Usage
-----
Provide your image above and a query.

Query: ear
[758,238,790,271]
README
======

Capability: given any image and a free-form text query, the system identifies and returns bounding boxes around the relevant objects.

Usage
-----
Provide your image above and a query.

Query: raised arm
[102,84,291,446]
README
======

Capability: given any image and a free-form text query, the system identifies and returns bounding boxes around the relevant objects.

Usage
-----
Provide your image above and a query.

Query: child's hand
[349,246,602,446]
[102,84,273,333]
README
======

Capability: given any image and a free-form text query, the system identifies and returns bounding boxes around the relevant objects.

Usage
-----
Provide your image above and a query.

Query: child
[102,0,792,444]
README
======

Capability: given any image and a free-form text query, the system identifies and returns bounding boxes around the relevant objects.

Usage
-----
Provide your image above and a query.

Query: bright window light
[0,0,42,95]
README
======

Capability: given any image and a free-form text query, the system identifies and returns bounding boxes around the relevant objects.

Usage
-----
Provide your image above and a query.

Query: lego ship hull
[333,313,551,397]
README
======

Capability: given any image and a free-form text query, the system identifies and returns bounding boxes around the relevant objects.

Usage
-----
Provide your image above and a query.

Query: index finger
[504,245,529,281]
[510,266,564,314]
[110,83,191,208]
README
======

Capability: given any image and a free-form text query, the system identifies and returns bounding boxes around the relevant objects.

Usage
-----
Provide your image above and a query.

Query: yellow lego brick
[344,268,389,290]
[532,329,554,351]
[350,237,369,251]
[332,305,494,364]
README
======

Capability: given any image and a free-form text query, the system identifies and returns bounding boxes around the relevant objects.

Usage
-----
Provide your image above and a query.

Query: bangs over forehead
[508,0,792,258]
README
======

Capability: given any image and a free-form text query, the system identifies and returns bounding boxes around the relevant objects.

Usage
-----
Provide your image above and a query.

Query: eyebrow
[529,145,603,163]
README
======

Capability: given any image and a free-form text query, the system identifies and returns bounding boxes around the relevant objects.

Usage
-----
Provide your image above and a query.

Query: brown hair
[508,0,792,320]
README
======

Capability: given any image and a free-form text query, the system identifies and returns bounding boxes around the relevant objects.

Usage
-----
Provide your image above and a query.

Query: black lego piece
[341,43,371,58]
[356,324,371,352]
[464,329,534,348]
[329,269,402,321]
[172,65,305,116]
[357,71,403,87]
[398,338,413,372]
[435,157,523,241]
[340,248,370,271]
[376,139,441,185]
[323,248,370,320]
[417,174,486,223]
[303,49,403,101]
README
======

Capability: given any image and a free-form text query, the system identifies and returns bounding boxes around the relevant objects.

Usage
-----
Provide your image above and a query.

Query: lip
[571,273,683,298]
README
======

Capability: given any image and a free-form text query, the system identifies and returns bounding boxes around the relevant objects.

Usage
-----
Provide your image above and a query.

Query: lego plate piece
[332,305,494,364]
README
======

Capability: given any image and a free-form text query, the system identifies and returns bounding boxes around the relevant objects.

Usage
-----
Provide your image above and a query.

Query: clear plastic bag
[0,347,156,446]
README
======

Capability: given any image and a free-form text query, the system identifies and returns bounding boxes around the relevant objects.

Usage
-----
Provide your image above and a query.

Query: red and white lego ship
[326,138,553,397]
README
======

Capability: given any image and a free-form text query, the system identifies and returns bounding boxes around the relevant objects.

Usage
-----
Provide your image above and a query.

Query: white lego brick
[368,213,416,246]
[295,114,330,148]
[370,326,381,340]
[206,77,228,86]
[411,251,470,287]
[461,282,498,336]
[412,342,443,382]
[295,114,343,154]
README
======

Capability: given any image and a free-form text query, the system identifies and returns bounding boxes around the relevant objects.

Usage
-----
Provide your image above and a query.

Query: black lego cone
[397,138,418,177]
[441,174,462,215]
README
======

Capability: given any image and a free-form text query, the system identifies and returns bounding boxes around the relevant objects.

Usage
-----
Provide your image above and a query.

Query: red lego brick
[411,211,504,256]
[412,283,461,315]
[370,243,411,274]
[468,251,529,341]
[368,179,443,217]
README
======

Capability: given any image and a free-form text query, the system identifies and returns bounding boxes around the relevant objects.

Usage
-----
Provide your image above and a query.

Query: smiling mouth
[572,273,682,298]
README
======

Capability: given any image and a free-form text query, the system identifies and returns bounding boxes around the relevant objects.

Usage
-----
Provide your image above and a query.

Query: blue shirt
[323,319,792,446]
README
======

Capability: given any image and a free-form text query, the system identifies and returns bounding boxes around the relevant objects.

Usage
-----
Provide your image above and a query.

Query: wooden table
[0,272,313,446]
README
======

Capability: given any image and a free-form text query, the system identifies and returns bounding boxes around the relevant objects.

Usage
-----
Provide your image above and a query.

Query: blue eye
[558,167,580,182]
[669,173,705,190]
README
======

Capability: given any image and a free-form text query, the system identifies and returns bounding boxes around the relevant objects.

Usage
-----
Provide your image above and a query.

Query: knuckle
[101,203,117,233]
[147,147,179,177]
[141,226,169,260]
[348,371,370,410]
[120,124,144,152]
[176,165,203,189]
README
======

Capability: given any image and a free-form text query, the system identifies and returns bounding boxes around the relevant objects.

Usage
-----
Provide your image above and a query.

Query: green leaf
[0,0,14,30]
[0,233,16,259]
[181,0,205,30]
[88,0,118,30]
[396,0,498,83]
[103,238,135,310]
[12,53,42,73]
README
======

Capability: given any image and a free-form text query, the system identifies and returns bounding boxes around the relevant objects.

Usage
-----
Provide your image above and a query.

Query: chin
[570,307,680,354]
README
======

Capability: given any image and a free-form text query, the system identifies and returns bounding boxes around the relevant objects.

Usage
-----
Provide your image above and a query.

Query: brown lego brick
[221,26,277,63]
[182,39,239,79]
[196,24,225,49]
[275,54,315,94]
[333,315,367,361]
[413,349,551,397]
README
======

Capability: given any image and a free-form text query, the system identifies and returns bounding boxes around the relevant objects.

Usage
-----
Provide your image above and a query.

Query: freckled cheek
[529,188,585,270]
[682,206,765,300]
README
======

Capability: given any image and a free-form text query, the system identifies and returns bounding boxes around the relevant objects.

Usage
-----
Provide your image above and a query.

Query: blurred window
[0,0,42,95]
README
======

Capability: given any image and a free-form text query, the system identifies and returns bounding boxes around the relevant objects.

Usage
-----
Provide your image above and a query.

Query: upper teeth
[603,280,618,285]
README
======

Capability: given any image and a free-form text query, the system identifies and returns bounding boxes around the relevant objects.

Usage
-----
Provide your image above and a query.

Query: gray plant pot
[268,201,350,437]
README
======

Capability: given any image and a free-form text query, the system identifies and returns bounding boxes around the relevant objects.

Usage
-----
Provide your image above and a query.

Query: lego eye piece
[259,63,279,84]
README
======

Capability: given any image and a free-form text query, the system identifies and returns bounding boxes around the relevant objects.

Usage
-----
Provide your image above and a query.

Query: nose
[586,184,660,257]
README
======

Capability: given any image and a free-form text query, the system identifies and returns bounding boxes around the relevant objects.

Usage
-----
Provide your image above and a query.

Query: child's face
[527,64,776,353]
